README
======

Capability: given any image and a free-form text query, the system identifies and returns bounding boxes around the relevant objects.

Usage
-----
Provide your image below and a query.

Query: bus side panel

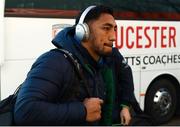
[1,60,32,99]
[0,0,5,66]
[1,18,74,99]
[116,20,180,109]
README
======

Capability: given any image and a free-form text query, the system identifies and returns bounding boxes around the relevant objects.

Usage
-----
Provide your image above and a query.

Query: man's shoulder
[110,48,123,61]
[36,49,68,61]
[32,49,74,70]
[112,48,122,55]
[111,48,130,68]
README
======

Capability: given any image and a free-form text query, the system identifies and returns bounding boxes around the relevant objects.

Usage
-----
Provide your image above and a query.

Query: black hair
[75,5,114,25]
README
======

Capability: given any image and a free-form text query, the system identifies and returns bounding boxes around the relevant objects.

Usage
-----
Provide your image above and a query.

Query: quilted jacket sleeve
[14,50,86,125]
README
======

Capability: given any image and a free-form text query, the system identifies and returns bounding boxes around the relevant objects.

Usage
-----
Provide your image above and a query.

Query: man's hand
[120,107,131,125]
[83,98,103,122]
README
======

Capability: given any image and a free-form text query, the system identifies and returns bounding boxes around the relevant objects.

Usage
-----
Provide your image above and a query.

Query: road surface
[162,115,180,126]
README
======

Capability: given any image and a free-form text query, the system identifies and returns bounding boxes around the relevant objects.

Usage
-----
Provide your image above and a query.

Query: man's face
[86,13,117,60]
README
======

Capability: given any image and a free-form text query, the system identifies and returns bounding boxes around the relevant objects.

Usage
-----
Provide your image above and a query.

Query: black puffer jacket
[14,27,134,125]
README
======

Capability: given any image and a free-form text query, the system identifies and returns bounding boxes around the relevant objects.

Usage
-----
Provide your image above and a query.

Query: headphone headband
[78,5,96,24]
[75,5,96,42]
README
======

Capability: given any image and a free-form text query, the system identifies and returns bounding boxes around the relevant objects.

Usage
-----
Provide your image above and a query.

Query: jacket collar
[52,27,112,72]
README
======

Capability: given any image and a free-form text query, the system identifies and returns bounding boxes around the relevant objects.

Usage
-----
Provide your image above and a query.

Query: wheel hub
[153,88,172,116]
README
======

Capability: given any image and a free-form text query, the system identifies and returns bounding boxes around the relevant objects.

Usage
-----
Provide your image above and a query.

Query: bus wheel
[145,79,176,124]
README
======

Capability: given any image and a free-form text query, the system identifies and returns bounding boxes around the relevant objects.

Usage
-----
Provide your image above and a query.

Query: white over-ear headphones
[75,5,96,42]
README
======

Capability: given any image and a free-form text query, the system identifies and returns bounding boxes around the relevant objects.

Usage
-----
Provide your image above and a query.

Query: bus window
[5,0,101,18]
[5,0,180,20]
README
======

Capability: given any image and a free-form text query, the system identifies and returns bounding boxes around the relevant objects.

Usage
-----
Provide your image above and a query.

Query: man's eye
[103,27,110,31]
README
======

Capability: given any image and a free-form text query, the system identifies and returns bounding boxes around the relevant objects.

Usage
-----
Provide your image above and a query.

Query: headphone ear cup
[83,23,90,41]
[75,23,89,42]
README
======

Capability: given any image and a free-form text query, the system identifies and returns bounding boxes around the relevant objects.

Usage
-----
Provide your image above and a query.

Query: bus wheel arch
[144,74,180,124]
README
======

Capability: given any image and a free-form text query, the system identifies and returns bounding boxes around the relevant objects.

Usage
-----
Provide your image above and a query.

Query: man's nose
[109,30,116,41]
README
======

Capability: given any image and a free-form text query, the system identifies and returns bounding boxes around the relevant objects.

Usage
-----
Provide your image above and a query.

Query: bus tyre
[145,79,176,124]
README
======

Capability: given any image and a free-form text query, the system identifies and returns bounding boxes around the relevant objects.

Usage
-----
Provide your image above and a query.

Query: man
[14,5,135,125]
